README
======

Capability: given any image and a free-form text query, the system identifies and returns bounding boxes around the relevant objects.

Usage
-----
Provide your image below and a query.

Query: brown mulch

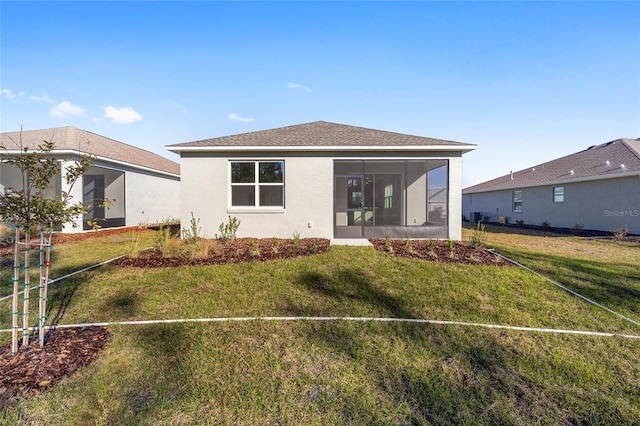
[369,238,512,266]
[0,327,111,407]
[111,237,331,268]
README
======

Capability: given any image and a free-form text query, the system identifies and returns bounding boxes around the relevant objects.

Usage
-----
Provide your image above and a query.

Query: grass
[1,227,639,424]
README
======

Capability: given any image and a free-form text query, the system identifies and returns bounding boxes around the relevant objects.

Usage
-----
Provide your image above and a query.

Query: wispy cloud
[1,88,25,101]
[51,101,86,118]
[103,106,143,124]
[29,93,55,103]
[167,102,188,114]
[288,82,311,93]
[228,113,255,123]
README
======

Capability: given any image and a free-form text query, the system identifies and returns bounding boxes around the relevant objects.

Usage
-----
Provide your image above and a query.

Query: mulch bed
[369,238,511,266]
[0,327,111,408]
[111,238,331,268]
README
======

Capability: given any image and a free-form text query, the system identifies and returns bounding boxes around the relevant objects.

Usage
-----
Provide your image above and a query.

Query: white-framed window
[230,161,284,208]
[513,190,522,212]
[553,186,564,203]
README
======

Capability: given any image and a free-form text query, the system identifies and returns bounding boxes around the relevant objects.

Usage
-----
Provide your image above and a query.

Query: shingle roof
[1,126,180,176]
[166,121,476,151]
[464,138,640,194]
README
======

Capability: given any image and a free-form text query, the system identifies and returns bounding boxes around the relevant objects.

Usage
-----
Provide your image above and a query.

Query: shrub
[217,216,240,243]
[515,219,524,227]
[183,212,202,243]
[571,223,585,236]
[613,226,628,241]
[540,221,551,231]
[293,231,301,246]
[469,221,488,248]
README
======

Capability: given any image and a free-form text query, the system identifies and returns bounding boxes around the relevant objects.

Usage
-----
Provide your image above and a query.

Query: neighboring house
[1,126,180,231]
[166,121,476,241]
[462,138,640,234]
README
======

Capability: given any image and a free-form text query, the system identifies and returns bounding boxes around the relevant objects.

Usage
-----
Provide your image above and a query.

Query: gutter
[166,144,477,154]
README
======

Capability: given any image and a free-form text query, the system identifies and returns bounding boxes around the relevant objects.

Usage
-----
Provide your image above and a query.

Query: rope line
[1,316,638,339]
[488,249,640,328]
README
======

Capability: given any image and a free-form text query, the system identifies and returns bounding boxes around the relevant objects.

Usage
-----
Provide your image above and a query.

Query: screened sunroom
[334,159,449,239]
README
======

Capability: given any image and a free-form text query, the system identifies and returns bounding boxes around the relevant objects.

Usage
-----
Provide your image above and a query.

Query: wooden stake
[11,228,20,355]
[21,230,30,346]
[39,231,52,348]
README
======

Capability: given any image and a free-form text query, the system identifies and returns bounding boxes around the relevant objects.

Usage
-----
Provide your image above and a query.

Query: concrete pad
[330,238,373,246]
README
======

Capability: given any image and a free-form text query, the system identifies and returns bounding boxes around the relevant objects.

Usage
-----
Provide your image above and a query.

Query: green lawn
[1,227,639,425]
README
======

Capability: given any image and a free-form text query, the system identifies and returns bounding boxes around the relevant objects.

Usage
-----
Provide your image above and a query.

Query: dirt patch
[111,238,331,268]
[369,238,511,266]
[0,327,110,407]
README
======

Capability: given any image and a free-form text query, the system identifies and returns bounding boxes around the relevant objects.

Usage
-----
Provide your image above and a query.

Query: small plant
[613,226,628,241]
[571,223,585,236]
[515,219,524,227]
[250,247,261,257]
[447,239,454,249]
[384,233,393,253]
[247,239,255,247]
[427,239,435,249]
[469,221,487,248]
[125,233,143,259]
[217,216,240,243]
[310,241,319,254]
[540,221,551,231]
[183,212,202,243]
[293,231,301,246]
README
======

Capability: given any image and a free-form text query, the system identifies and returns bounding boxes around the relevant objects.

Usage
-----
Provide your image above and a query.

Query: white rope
[488,249,640,328]
[1,316,638,339]
[0,255,126,302]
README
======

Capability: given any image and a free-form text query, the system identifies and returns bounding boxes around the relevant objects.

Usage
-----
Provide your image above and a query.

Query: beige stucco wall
[180,151,466,240]
[179,153,333,239]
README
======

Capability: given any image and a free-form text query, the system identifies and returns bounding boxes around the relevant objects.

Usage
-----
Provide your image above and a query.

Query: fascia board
[166,144,477,154]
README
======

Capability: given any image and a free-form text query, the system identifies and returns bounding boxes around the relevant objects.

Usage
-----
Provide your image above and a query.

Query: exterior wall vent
[604,160,610,166]
[619,164,626,169]
[569,170,575,175]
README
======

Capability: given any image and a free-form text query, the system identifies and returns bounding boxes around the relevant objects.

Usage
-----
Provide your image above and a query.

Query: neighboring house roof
[464,138,640,194]
[1,126,180,176]
[166,121,476,152]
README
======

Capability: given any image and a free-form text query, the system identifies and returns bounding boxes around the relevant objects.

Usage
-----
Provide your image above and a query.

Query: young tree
[1,131,93,353]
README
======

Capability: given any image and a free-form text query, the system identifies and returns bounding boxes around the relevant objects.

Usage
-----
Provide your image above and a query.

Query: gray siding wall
[463,176,640,234]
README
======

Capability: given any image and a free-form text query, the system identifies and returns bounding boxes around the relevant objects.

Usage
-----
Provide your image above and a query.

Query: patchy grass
[463,223,640,322]
[1,228,639,424]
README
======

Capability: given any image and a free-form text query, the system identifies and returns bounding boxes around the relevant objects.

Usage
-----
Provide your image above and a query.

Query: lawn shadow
[292,267,415,320]
[496,247,640,324]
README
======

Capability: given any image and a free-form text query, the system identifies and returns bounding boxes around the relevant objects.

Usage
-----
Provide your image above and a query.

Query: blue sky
[1,1,638,187]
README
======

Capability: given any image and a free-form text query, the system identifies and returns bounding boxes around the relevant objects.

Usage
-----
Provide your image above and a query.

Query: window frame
[553,186,564,203]
[229,160,285,210]
[512,190,523,212]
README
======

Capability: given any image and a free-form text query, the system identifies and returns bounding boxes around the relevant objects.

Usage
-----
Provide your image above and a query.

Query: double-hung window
[230,161,284,208]
[513,190,522,212]
[553,186,564,203]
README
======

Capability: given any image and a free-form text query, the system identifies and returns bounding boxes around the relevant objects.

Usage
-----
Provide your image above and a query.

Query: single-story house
[166,121,476,241]
[1,126,180,231]
[462,138,640,234]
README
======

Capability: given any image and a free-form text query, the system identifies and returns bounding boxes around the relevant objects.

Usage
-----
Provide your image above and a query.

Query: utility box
[472,212,483,223]
[499,216,507,224]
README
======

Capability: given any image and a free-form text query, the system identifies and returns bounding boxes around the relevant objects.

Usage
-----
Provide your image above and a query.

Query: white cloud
[228,113,255,123]
[1,89,25,101]
[288,82,311,93]
[103,106,143,124]
[51,101,86,118]
[29,93,55,103]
